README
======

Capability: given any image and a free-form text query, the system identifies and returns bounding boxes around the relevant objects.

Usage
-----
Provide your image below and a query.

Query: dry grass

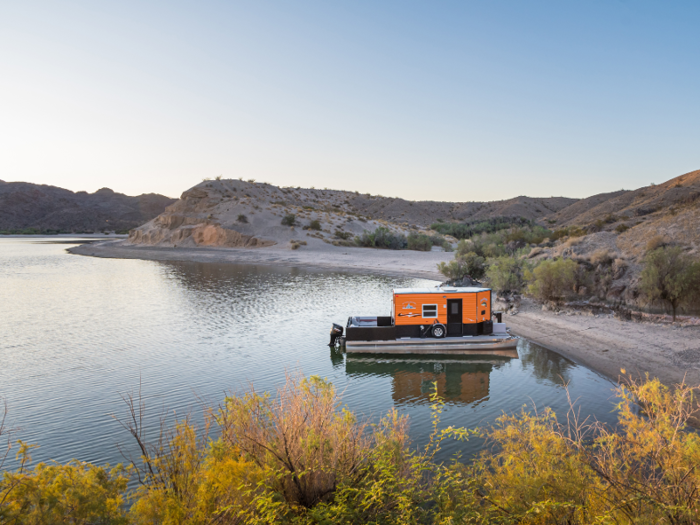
[562,236,583,249]
[590,248,614,266]
[646,234,667,252]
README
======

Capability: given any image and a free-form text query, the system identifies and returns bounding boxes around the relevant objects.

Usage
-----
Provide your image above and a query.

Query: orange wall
[477,291,491,323]
[393,292,489,325]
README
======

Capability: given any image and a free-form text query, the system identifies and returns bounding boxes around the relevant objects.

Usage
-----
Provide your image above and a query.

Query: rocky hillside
[542,169,700,259]
[0,180,176,233]
[127,179,577,249]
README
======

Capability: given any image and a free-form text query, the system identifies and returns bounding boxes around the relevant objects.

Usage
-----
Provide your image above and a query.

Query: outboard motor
[329,323,344,346]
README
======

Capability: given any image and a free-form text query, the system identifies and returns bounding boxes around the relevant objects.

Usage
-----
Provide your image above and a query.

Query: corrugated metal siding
[462,293,477,323]
[394,292,483,326]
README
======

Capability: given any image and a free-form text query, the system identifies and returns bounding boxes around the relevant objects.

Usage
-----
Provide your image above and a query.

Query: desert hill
[127,179,577,249]
[539,169,700,259]
[127,170,700,253]
[0,180,176,233]
[545,170,700,227]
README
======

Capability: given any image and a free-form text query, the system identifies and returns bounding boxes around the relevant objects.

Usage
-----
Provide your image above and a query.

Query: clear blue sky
[1,1,698,201]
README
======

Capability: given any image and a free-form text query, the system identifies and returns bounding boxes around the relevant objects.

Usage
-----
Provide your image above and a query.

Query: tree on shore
[640,246,700,321]
[486,255,528,294]
[526,258,578,303]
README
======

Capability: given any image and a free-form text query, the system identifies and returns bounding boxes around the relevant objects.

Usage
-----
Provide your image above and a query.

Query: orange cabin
[392,287,492,337]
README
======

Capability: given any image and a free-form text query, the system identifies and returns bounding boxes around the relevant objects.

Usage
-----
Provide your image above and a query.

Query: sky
[1,1,698,201]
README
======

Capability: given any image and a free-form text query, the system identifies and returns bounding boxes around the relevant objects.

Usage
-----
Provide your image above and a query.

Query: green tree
[437,252,486,281]
[486,255,528,294]
[640,246,700,321]
[526,258,577,303]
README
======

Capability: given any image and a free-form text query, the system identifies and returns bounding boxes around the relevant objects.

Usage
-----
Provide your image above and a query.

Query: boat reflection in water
[344,349,518,407]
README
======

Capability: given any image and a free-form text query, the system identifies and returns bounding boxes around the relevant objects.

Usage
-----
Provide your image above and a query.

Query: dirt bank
[505,298,700,387]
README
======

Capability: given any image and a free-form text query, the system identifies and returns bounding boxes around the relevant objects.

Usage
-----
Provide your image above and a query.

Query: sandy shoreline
[70,240,700,389]
[505,299,700,388]
[67,239,453,280]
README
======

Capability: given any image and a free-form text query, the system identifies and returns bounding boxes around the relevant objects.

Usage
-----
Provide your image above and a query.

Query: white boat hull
[345,334,519,356]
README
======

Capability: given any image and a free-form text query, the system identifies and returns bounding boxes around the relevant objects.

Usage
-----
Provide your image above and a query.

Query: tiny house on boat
[331,286,518,355]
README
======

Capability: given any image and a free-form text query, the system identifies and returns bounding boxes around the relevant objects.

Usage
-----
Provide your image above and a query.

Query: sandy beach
[68,239,453,280]
[505,299,700,388]
[70,240,700,389]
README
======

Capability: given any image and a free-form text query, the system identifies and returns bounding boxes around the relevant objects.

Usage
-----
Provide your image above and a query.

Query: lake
[0,237,619,470]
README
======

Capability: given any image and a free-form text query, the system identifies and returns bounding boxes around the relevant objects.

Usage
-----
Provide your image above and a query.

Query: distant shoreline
[67,239,453,281]
[1,233,129,239]
[69,240,700,392]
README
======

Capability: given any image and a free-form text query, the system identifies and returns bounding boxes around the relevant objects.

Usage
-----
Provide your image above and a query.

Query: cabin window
[422,304,438,318]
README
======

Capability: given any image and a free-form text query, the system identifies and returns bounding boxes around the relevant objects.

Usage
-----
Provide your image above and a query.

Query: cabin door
[446,299,462,336]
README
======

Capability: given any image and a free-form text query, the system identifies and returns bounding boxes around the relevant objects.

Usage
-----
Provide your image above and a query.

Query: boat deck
[345,334,519,356]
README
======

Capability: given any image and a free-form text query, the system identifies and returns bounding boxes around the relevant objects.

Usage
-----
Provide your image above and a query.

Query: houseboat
[330,286,518,356]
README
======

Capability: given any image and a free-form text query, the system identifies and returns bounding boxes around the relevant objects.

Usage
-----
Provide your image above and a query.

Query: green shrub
[237,214,248,223]
[431,216,534,240]
[281,214,296,227]
[486,256,528,293]
[355,227,407,249]
[526,258,578,302]
[641,246,700,321]
[334,230,353,240]
[437,251,486,281]
[308,219,321,231]
[407,233,432,251]
[615,223,630,233]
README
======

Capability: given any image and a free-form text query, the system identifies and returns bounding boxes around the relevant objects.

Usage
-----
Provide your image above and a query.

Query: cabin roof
[393,286,490,295]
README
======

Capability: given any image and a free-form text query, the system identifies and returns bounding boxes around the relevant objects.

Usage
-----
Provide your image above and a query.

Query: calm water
[0,237,619,469]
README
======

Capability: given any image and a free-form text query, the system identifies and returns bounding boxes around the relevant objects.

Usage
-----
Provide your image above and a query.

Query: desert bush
[431,216,534,240]
[237,214,248,224]
[308,219,321,231]
[475,407,603,523]
[218,374,374,512]
[486,256,528,293]
[585,375,700,523]
[641,246,700,320]
[615,223,630,233]
[527,246,543,258]
[0,442,129,524]
[551,225,586,241]
[437,251,486,281]
[281,214,296,227]
[526,258,578,303]
[590,248,614,266]
[5,375,700,524]
[355,227,406,249]
[646,234,667,252]
[334,230,353,240]
[473,376,700,523]
[407,232,432,251]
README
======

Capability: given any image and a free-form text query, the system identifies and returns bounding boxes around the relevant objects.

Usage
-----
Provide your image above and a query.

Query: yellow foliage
[4,376,700,524]
[0,442,129,524]
[128,422,262,525]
